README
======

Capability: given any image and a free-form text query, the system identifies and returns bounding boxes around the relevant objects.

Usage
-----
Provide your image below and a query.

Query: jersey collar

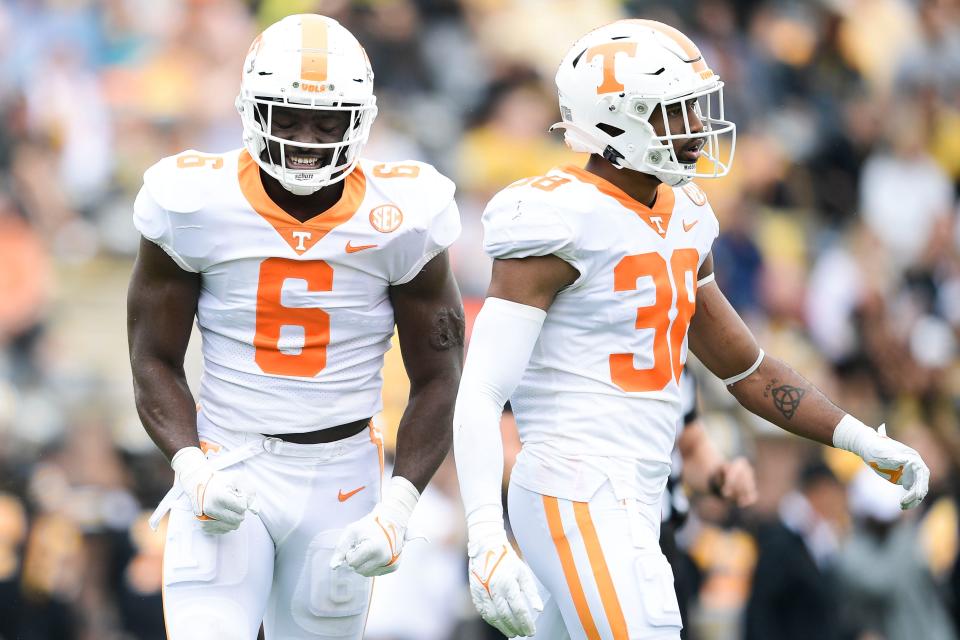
[238,149,366,254]
[560,164,675,239]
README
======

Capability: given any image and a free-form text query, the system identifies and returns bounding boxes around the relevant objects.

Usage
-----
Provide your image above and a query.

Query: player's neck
[584,155,661,208]
[260,167,347,224]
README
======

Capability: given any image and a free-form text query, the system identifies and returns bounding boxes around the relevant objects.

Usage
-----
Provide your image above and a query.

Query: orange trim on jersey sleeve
[561,165,675,238]
[238,149,366,254]
[543,496,601,640]
[300,15,329,82]
[573,502,629,639]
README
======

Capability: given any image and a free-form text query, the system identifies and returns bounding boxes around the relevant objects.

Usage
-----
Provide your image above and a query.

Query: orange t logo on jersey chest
[291,230,312,252]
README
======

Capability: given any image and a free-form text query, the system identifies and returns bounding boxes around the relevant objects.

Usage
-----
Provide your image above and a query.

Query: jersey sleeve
[482,190,584,275]
[679,182,721,271]
[389,199,461,285]
[132,185,199,272]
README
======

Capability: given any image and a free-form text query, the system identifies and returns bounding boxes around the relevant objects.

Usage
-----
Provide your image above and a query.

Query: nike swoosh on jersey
[345,241,378,253]
[338,486,366,502]
[682,219,699,232]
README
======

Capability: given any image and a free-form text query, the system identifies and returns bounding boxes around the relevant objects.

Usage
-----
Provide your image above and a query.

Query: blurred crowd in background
[1,0,960,638]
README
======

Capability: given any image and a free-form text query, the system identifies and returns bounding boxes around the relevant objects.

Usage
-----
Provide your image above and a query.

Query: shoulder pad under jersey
[482,173,582,263]
[360,159,456,225]
[142,150,237,214]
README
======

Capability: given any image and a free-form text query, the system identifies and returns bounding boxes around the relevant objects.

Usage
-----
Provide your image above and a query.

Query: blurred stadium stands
[1,1,959,638]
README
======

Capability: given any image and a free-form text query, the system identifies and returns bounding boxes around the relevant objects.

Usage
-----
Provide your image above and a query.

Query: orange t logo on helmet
[585,42,638,94]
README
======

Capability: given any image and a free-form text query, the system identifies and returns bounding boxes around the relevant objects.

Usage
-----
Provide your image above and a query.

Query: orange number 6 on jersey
[610,249,700,392]
[254,258,332,377]
[176,154,224,169]
[372,163,420,179]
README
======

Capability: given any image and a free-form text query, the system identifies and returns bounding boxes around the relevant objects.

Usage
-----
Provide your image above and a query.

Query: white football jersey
[483,165,718,502]
[134,149,460,435]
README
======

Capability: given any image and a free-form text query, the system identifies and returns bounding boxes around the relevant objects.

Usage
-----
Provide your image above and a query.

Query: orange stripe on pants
[368,424,384,478]
[543,496,602,640]
[300,15,329,82]
[573,502,629,639]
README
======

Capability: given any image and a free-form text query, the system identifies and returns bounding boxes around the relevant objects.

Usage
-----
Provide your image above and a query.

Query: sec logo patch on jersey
[369,204,403,233]
[681,183,707,206]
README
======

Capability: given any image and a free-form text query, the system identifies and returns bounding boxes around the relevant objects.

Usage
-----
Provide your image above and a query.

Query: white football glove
[468,526,543,638]
[330,476,419,577]
[833,416,930,510]
[171,446,258,535]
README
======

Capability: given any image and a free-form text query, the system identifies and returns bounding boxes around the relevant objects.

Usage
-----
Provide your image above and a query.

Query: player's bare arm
[689,253,843,443]
[487,254,579,310]
[690,252,929,507]
[388,249,465,492]
[330,250,465,578]
[127,237,201,461]
[128,237,256,534]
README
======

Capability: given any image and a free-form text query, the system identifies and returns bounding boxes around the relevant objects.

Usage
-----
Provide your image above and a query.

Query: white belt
[148,440,265,530]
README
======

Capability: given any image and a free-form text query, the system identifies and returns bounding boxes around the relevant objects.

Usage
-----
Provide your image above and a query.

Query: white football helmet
[551,20,735,186]
[236,14,377,195]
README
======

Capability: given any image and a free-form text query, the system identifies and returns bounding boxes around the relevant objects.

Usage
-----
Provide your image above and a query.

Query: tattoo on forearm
[429,307,465,351]
[762,378,806,420]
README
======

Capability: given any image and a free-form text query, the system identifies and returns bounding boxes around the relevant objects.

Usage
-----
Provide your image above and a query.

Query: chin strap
[282,181,324,196]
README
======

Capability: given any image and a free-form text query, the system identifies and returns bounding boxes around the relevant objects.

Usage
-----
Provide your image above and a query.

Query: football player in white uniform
[127,15,463,640]
[452,19,930,639]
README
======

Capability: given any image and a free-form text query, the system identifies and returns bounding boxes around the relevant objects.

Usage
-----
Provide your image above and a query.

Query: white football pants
[508,480,682,640]
[161,414,384,639]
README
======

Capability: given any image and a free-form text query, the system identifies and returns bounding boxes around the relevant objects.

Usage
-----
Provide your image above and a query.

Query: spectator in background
[897,0,960,98]
[837,467,958,640]
[0,192,51,383]
[745,460,848,640]
[859,102,953,273]
[711,195,764,317]
[0,1,959,638]
[457,72,577,198]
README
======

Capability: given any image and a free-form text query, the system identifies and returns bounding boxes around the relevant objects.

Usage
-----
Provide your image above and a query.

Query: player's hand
[860,425,929,509]
[330,476,419,577]
[710,457,758,507]
[834,417,930,510]
[468,530,543,638]
[171,446,258,535]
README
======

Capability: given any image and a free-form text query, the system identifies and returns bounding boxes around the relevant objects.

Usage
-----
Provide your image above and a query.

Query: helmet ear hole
[602,145,625,166]
[596,123,625,137]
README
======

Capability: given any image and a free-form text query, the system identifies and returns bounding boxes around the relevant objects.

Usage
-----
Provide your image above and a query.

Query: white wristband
[697,272,716,288]
[832,414,874,456]
[382,475,420,523]
[170,446,206,474]
[466,505,508,556]
[722,349,765,386]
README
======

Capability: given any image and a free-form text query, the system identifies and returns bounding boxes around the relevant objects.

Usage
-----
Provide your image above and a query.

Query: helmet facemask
[237,93,377,196]
[621,83,735,186]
